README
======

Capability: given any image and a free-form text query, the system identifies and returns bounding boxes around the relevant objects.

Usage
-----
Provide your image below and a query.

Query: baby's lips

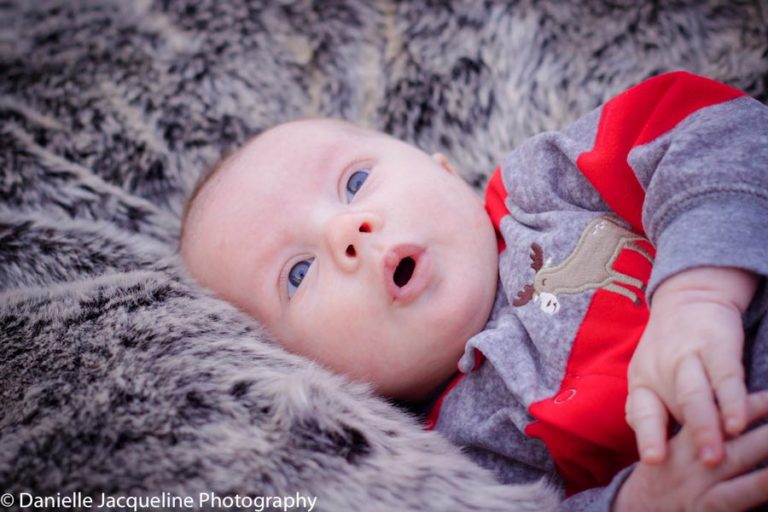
[382,244,431,305]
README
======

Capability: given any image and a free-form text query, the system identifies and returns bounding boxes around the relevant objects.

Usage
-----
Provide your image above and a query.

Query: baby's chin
[375,378,438,403]
[371,340,473,402]
[377,364,459,402]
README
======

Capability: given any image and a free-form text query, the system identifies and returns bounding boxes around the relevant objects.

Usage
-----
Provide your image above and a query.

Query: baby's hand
[626,267,758,467]
[615,390,768,512]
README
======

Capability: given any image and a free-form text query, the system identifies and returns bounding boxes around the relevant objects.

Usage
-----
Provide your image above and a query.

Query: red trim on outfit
[576,71,745,234]
[484,167,509,252]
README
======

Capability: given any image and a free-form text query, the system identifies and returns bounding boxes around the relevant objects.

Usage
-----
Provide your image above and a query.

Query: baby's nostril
[346,245,356,257]
[359,222,371,233]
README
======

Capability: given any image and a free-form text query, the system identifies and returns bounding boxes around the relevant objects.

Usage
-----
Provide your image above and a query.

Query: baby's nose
[325,212,381,272]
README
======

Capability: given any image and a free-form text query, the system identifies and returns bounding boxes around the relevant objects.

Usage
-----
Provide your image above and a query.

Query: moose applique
[512,217,654,314]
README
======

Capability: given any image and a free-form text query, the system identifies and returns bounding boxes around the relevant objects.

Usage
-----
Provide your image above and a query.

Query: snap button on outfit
[554,388,577,404]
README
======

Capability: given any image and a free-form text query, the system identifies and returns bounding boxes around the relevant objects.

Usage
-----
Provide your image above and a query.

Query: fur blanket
[1,1,766,510]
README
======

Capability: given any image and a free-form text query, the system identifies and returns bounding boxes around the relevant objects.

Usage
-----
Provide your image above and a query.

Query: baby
[180,72,768,510]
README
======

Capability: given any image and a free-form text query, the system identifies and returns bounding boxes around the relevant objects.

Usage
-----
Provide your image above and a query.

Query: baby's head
[180,118,498,400]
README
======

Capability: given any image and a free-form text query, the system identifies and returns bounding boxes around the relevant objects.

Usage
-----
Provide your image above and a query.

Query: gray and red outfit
[427,72,768,509]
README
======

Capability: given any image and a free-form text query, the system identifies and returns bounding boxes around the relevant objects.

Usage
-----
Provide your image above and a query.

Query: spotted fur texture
[1,1,766,510]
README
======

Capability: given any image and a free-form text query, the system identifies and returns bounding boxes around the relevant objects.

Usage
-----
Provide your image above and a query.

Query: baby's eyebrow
[314,139,355,177]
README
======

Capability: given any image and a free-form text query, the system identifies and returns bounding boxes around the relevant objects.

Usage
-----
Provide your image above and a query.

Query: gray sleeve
[558,464,634,511]
[501,91,768,305]
[462,445,636,512]
[633,96,768,300]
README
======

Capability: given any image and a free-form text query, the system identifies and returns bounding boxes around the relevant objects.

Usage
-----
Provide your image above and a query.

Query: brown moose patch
[512,217,653,314]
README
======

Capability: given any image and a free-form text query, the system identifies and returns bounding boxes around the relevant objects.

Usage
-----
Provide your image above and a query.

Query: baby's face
[182,119,498,400]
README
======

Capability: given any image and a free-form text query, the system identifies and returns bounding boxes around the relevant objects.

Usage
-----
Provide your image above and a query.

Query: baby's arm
[615,390,768,512]
[626,266,758,466]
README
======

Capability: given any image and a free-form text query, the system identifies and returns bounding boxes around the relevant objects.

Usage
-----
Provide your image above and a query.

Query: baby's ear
[431,153,458,176]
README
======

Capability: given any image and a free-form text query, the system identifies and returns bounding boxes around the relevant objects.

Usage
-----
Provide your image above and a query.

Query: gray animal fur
[1,1,766,510]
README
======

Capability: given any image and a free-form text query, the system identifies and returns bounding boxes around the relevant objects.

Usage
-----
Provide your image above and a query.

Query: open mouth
[393,256,416,287]
[383,245,431,304]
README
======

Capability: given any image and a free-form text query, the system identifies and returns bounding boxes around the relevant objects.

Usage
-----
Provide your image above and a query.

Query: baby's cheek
[285,308,347,363]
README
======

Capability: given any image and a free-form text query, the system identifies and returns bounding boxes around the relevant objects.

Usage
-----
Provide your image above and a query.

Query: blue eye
[287,259,313,298]
[345,169,370,201]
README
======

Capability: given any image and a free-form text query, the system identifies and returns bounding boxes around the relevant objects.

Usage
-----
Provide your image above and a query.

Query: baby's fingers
[721,421,768,479]
[626,386,668,463]
[675,355,723,466]
[702,400,768,512]
[745,389,768,424]
[702,467,768,512]
[701,347,748,436]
